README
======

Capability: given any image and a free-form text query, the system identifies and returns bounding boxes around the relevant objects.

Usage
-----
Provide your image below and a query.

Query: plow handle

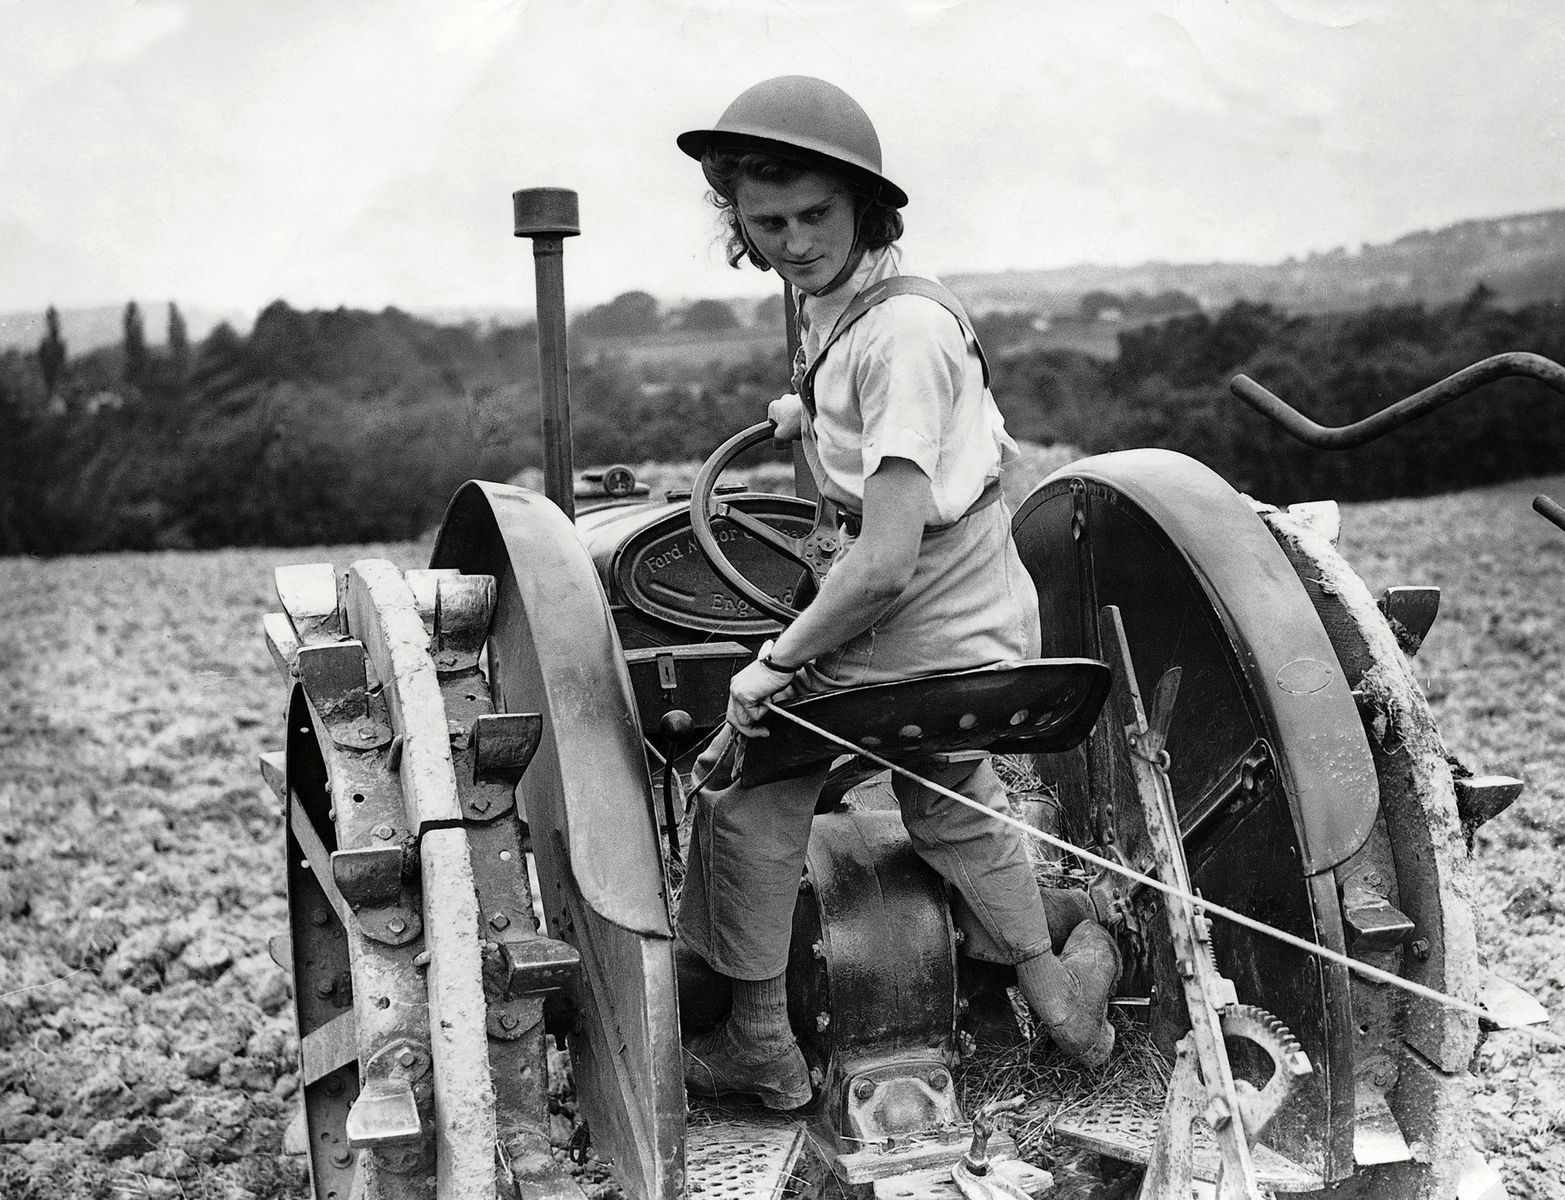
[1230,351,1565,449]
[1534,494,1565,532]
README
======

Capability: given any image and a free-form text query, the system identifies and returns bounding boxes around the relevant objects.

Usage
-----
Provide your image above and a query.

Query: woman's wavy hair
[700,145,904,271]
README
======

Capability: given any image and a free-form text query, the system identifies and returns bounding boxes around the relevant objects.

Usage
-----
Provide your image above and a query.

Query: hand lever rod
[1534,494,1565,533]
[1229,351,1565,450]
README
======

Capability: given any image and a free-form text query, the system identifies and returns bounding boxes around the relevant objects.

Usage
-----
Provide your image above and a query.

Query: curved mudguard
[1013,449,1380,1183]
[1017,449,1378,873]
[433,480,684,1200]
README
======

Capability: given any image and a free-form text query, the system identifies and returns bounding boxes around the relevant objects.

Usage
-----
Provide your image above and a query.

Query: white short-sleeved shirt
[797,244,1018,526]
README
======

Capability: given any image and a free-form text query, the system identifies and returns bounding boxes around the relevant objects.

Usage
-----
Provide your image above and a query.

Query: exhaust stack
[513,187,580,522]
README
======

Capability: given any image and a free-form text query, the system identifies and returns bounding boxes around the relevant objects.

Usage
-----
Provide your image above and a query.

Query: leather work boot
[1014,920,1122,1067]
[682,1019,812,1111]
[1038,885,1096,948]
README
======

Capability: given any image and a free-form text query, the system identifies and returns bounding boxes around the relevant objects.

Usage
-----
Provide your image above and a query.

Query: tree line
[980,284,1565,503]
[2,287,1562,557]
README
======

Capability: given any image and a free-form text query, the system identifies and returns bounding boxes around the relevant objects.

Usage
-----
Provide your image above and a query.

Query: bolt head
[314,980,335,998]
[436,650,458,667]
[499,1013,519,1031]
[1411,938,1431,961]
[331,1149,353,1168]
[815,1012,831,1031]
[853,1079,876,1101]
[396,1048,416,1068]
[387,916,407,935]
[373,824,394,841]
[490,912,511,931]
[358,723,378,742]
[472,795,491,813]
[311,910,329,927]
[928,1070,949,1090]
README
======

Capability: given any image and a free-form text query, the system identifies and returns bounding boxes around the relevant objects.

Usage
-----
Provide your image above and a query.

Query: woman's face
[735,169,858,296]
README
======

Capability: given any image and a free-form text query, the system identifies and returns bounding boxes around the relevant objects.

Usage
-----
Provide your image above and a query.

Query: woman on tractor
[675,75,1120,1110]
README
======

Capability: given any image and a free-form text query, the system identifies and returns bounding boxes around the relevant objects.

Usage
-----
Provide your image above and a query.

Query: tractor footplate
[686,1117,818,1200]
[1048,1098,1324,1193]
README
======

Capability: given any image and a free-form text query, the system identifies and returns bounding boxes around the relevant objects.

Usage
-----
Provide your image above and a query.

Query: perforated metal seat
[737,657,1111,788]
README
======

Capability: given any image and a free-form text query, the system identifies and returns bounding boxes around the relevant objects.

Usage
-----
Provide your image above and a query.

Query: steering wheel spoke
[690,421,833,622]
[715,501,811,564]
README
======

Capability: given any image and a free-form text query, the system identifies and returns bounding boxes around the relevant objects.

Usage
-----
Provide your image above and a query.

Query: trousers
[676,501,1054,980]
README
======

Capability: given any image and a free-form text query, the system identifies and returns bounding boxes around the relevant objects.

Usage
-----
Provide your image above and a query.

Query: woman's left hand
[727,641,797,737]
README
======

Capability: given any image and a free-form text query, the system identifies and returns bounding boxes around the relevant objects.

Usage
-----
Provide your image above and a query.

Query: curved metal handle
[1229,352,1565,449]
[1534,494,1565,533]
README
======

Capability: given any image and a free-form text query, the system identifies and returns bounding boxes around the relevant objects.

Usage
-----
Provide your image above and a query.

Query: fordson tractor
[257,188,1552,1200]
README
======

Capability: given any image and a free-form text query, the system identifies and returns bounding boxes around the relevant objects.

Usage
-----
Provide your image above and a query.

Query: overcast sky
[4,0,1564,316]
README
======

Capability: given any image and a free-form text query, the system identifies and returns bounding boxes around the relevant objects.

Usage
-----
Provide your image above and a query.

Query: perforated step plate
[686,1117,813,1199]
[1050,1098,1323,1193]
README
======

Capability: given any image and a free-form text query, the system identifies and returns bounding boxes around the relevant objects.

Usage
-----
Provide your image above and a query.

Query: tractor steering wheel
[689,421,841,623]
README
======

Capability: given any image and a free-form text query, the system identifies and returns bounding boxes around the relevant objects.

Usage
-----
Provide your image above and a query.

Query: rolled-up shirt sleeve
[852,296,969,482]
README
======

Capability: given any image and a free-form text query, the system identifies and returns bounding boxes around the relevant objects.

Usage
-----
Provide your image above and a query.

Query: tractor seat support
[738,657,1111,788]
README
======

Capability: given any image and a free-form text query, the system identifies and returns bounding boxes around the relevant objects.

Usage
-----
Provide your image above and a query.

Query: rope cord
[759,700,1563,1048]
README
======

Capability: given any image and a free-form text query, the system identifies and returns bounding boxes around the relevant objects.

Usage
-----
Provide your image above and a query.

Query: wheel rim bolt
[490,913,510,931]
[331,1149,353,1168]
[500,1013,519,1031]
[374,825,394,841]
[397,1048,417,1068]
[387,917,406,935]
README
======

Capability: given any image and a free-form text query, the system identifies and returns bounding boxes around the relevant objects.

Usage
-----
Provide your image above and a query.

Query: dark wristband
[761,651,803,674]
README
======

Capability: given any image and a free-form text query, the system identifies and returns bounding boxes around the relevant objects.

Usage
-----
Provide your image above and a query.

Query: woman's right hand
[768,393,804,443]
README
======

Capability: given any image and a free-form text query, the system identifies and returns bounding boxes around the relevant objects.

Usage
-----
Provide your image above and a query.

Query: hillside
[946,208,1565,319]
[6,206,1563,358]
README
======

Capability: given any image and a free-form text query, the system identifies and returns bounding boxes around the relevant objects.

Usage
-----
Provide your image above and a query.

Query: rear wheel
[1010,450,1484,1195]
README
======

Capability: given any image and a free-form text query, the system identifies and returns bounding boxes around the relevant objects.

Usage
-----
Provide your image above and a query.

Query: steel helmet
[677,75,908,208]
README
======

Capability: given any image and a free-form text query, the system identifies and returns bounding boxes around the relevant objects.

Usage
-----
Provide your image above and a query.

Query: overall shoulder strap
[799,275,992,415]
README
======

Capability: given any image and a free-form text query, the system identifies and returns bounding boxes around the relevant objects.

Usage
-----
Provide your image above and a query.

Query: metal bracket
[296,641,369,724]
[1454,774,1523,830]
[330,847,421,947]
[834,1059,966,1183]
[482,935,580,1042]
[434,573,496,674]
[472,712,542,781]
[1377,586,1441,656]
[346,1038,433,1174]
[275,562,342,643]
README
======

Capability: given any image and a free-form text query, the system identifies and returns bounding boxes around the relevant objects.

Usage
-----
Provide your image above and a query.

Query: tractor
[257,187,1551,1200]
